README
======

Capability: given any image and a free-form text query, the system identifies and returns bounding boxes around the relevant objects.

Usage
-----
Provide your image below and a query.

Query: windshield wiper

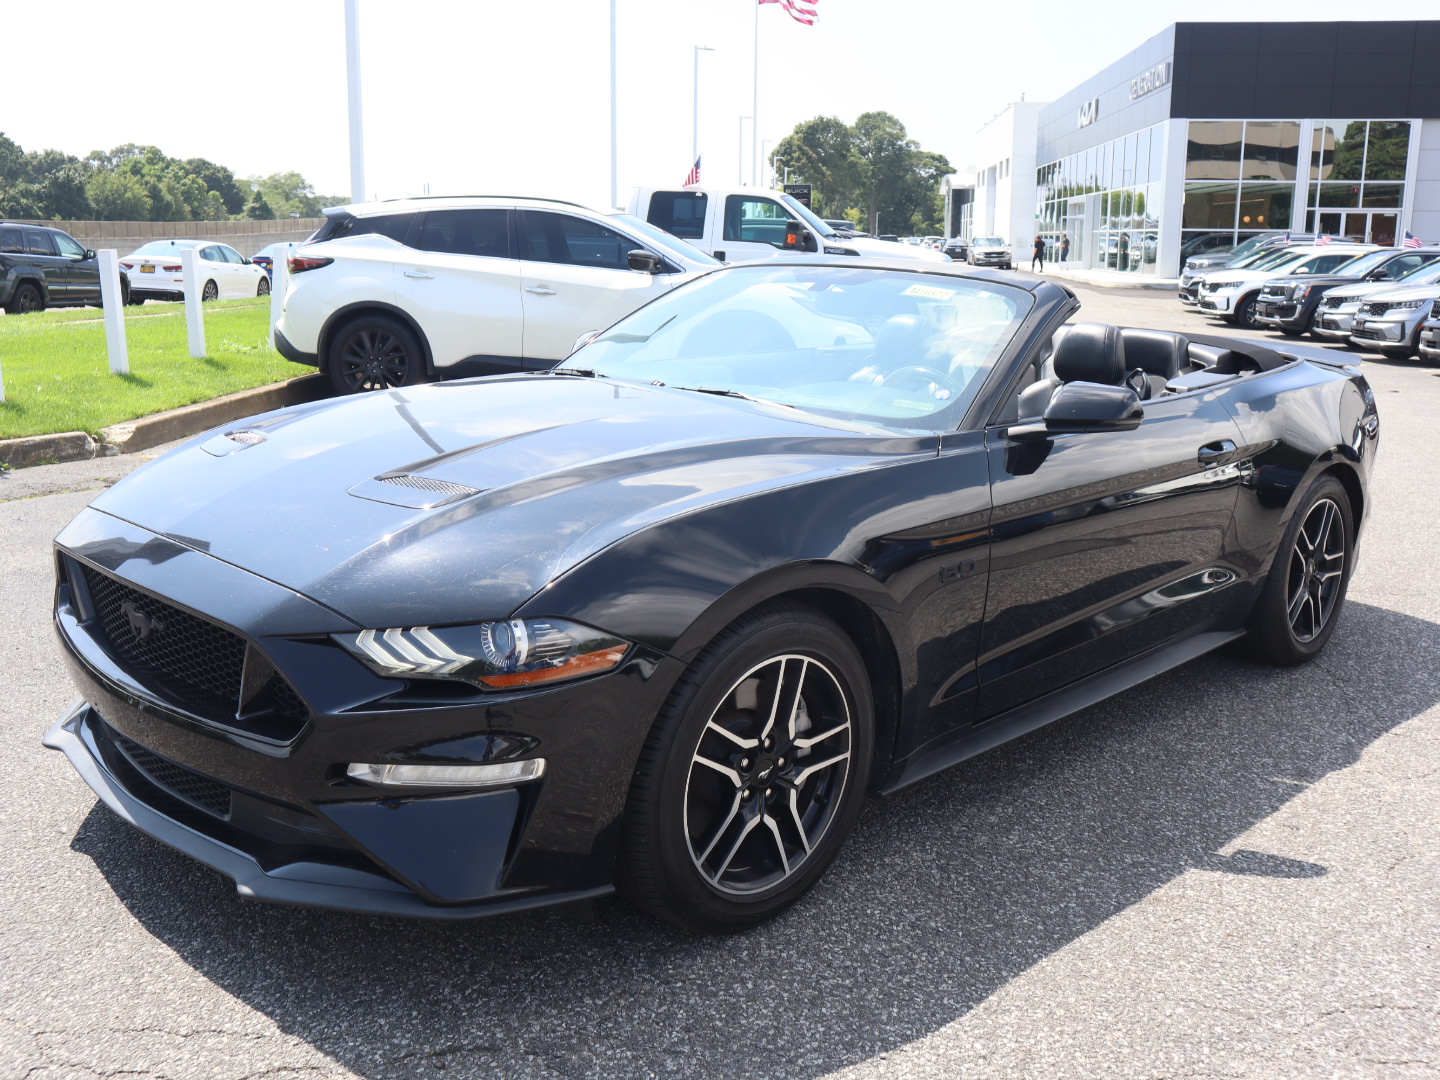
[548,367,605,378]
[664,384,796,408]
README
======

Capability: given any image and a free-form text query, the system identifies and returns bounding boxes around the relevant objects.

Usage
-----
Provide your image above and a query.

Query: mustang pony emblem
[119,602,164,642]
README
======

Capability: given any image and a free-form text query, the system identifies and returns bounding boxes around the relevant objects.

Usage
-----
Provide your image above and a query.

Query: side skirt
[879,629,1245,794]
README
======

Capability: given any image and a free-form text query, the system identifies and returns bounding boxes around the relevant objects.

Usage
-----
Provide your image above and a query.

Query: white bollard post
[0,357,5,403]
[181,247,207,358]
[97,249,130,375]
[269,243,292,349]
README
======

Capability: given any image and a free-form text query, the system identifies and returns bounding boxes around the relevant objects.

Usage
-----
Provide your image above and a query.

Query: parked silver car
[1312,262,1440,342]
[1418,299,1440,363]
[1349,283,1440,357]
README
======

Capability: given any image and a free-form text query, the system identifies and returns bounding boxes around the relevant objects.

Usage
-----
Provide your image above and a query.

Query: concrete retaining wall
[7,218,326,257]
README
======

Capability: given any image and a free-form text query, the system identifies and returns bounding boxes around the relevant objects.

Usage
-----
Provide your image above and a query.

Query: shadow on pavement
[69,599,1439,1079]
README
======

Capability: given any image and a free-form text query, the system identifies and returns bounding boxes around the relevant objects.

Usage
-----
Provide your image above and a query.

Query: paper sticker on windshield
[902,284,955,301]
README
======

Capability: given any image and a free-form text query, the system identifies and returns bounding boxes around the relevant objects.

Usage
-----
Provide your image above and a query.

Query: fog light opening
[346,759,546,788]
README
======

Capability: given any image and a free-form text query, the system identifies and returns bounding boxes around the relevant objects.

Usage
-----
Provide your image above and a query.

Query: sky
[6,1,1439,213]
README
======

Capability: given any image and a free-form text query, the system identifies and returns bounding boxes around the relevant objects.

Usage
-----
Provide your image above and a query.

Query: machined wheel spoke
[712,811,765,882]
[705,720,758,750]
[786,788,812,856]
[760,812,791,874]
[692,750,743,788]
[793,721,848,749]
[790,750,850,787]
[1287,582,1310,623]
[696,792,745,865]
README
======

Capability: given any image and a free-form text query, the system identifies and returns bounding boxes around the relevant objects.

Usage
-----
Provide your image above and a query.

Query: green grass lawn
[0,298,307,439]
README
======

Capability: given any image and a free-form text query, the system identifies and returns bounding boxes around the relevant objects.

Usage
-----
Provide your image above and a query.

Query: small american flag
[759,0,818,26]
[1316,234,1333,246]
[1404,230,1423,249]
[684,157,701,187]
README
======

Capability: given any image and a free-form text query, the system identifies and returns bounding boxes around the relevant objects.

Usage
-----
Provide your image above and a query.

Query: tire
[326,315,428,394]
[1243,475,1354,666]
[1280,327,1304,338]
[257,277,271,297]
[5,282,43,315]
[201,280,219,302]
[1232,293,1260,329]
[621,603,873,933]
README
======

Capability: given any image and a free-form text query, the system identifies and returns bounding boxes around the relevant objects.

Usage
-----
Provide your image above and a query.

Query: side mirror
[242,257,253,265]
[626,249,663,274]
[84,249,96,260]
[1007,381,1144,442]
[712,249,727,262]
[1367,269,1389,280]
[570,330,601,355]
[783,220,811,251]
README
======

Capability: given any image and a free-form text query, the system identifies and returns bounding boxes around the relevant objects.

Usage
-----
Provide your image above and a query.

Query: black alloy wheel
[622,604,873,933]
[1233,293,1260,330]
[1244,475,1353,665]
[327,316,427,394]
[6,282,43,315]
[201,280,219,302]
[257,277,271,297]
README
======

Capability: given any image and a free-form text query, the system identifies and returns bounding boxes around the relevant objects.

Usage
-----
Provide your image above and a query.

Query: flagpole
[344,0,365,203]
[610,0,618,208]
[752,0,760,187]
[693,45,714,164]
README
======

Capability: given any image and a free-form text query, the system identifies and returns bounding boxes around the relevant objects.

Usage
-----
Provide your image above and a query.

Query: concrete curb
[0,373,330,469]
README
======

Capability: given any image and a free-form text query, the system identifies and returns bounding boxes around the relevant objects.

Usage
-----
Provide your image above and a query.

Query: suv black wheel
[1232,293,1260,329]
[327,315,428,393]
[621,604,873,933]
[6,282,43,315]
[1243,475,1353,666]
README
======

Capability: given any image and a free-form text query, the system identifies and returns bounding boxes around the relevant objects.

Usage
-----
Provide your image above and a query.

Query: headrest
[873,314,923,358]
[1119,328,1189,380]
[1186,342,1234,370]
[1053,322,1126,385]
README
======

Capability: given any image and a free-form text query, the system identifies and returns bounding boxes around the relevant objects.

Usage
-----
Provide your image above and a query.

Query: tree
[769,111,953,234]
[86,171,152,220]
[246,188,276,220]
[183,157,245,215]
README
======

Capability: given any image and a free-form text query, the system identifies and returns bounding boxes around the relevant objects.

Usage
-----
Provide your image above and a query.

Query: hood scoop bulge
[347,472,484,509]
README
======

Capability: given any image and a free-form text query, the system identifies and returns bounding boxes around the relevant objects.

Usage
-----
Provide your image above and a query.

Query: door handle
[525,285,557,295]
[403,270,433,279]
[1197,440,1237,465]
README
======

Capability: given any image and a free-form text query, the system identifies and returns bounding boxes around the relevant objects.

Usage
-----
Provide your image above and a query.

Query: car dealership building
[950,21,1440,276]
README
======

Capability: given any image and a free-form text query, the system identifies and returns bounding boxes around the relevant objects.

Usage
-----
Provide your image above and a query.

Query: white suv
[274,196,720,393]
[1194,243,1373,328]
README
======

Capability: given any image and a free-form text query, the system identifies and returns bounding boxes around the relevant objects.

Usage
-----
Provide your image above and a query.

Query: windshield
[570,265,1033,429]
[1332,250,1398,277]
[606,214,722,266]
[1230,234,1283,259]
[974,237,1006,247]
[779,195,837,238]
[1397,260,1440,285]
[1243,248,1311,271]
[130,240,199,255]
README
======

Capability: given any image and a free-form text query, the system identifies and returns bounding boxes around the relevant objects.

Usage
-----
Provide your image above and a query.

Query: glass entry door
[1316,212,1397,245]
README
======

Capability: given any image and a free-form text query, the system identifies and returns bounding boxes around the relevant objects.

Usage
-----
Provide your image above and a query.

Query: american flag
[1316,234,1333,246]
[684,157,701,187]
[759,0,818,26]
[1404,230,1423,249]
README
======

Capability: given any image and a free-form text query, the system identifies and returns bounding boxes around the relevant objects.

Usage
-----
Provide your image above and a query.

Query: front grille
[75,563,307,740]
[1324,295,1345,309]
[1431,299,1440,319]
[112,731,231,818]
[1365,302,1390,316]
[1352,328,1380,339]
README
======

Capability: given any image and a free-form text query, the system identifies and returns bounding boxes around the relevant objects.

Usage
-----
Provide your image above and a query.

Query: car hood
[1360,284,1440,303]
[843,236,948,261]
[87,376,933,629]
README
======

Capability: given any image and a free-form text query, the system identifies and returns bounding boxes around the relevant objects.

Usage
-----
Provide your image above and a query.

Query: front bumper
[1197,291,1237,314]
[971,253,1011,266]
[1419,321,1440,361]
[1350,314,1419,351]
[46,508,680,919]
[1313,309,1360,339]
[1253,297,1310,330]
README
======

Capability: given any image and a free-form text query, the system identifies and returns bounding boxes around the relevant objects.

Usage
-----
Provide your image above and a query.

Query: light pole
[610,0,618,208]
[692,45,714,164]
[344,0,365,204]
[738,116,752,185]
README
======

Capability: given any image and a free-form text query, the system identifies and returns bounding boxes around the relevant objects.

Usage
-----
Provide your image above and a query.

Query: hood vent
[347,472,483,509]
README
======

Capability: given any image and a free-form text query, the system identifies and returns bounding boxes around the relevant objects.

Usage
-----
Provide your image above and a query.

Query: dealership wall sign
[1077,98,1099,128]
[1129,62,1170,100]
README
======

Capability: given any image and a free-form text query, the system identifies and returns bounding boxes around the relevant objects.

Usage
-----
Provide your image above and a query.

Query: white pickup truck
[627,184,948,264]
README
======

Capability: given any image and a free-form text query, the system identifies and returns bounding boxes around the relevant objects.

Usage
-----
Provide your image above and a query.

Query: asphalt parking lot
[2,282,1436,1080]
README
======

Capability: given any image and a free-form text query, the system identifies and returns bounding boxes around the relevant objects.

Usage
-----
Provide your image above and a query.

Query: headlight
[1208,280,1239,291]
[335,618,629,690]
[1389,299,1428,311]
[1290,284,1312,299]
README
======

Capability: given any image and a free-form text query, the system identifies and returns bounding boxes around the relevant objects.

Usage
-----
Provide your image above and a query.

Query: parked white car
[119,240,270,304]
[274,196,721,393]
[1193,243,1373,328]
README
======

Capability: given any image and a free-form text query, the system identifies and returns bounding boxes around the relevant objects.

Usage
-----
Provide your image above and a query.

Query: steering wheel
[879,365,964,398]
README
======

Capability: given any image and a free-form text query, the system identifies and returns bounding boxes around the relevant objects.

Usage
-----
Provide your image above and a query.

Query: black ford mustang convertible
[46,261,1378,933]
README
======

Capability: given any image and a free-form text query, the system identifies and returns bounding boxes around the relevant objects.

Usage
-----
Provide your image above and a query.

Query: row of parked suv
[1179,234,1440,363]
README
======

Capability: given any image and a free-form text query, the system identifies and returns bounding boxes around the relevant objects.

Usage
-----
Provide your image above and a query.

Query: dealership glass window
[1241,121,1300,180]
[1313,121,1366,182]
[1186,121,1243,180]
[1361,184,1403,208]
[1237,184,1292,230]
[1183,183,1238,230]
[1365,121,1410,181]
